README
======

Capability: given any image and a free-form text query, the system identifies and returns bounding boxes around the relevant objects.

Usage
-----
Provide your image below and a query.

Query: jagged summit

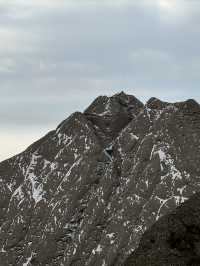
[85,91,143,116]
[146,96,200,111]
[175,98,200,113]
[146,97,171,110]
[84,92,143,146]
[1,92,200,266]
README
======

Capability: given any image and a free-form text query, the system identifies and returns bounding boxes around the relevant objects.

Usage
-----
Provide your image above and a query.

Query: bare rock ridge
[0,92,200,266]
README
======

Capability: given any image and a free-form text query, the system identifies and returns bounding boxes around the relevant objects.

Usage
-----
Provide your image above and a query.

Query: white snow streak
[23,253,33,266]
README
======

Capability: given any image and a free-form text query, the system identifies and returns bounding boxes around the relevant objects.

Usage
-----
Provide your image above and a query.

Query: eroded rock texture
[0,92,200,266]
[124,193,200,266]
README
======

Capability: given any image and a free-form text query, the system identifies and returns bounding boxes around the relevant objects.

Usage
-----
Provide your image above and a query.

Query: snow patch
[23,253,33,266]
[92,244,103,254]
[20,153,45,204]
[57,132,73,146]
[28,172,44,204]
[106,233,115,244]
[151,144,183,183]
[130,133,139,140]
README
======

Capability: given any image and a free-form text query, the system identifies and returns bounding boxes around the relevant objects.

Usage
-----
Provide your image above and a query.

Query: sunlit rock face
[0,92,200,266]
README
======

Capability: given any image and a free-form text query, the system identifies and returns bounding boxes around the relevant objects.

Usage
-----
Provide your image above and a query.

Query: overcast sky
[0,0,200,161]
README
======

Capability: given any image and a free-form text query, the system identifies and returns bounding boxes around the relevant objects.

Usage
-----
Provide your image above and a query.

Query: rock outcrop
[125,192,200,266]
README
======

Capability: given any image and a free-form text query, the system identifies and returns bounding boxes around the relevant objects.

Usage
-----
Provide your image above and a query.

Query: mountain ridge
[0,92,200,266]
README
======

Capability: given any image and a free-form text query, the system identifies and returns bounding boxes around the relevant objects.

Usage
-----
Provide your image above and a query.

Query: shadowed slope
[124,192,200,266]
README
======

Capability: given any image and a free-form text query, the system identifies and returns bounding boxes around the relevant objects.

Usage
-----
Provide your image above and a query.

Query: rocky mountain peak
[175,98,200,113]
[85,91,143,117]
[146,97,170,110]
[146,97,200,113]
[1,92,200,266]
[84,92,143,146]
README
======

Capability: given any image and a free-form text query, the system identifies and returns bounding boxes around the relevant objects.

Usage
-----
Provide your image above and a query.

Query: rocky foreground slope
[124,192,200,266]
[0,92,200,266]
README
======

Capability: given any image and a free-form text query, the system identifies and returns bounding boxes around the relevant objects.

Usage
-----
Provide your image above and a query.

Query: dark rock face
[124,192,200,266]
[84,92,143,146]
[0,92,200,266]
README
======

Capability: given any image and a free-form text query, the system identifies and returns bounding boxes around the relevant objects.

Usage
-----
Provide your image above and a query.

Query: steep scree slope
[0,92,200,266]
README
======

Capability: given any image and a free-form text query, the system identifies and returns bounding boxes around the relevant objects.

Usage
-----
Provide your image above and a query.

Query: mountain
[0,92,200,266]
